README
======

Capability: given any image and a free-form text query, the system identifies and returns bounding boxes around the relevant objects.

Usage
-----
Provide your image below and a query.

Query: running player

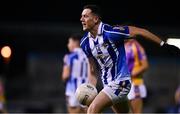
[80,4,180,113]
[125,39,149,113]
[61,34,90,113]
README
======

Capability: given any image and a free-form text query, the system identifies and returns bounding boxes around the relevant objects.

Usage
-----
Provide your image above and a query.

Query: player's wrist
[160,41,165,47]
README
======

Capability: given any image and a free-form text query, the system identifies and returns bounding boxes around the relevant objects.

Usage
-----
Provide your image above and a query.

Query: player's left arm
[175,87,180,104]
[128,26,162,44]
[128,26,180,56]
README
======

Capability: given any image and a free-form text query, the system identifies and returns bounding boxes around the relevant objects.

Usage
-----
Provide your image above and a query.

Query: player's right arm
[61,54,70,82]
[88,57,98,86]
[132,41,149,77]
[132,58,149,77]
[80,35,97,86]
[62,64,70,82]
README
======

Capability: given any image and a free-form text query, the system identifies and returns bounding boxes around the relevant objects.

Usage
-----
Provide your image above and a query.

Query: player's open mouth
[82,23,86,26]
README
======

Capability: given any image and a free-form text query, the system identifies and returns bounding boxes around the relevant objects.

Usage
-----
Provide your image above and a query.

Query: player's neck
[90,22,100,38]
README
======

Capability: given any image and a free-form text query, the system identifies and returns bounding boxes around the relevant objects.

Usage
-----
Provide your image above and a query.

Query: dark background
[0,0,179,113]
[0,0,180,53]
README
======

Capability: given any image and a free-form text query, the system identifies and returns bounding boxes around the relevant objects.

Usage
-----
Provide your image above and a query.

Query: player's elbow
[143,61,149,71]
[145,63,149,71]
[62,72,70,82]
[90,68,96,77]
[129,26,149,37]
[141,59,149,72]
[62,75,67,82]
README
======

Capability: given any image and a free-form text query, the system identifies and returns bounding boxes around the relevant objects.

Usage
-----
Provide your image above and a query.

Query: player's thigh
[111,98,129,113]
[88,91,113,113]
[67,106,82,114]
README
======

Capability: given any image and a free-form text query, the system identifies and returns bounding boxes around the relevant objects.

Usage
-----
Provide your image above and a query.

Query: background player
[175,85,180,113]
[61,34,89,113]
[125,39,149,113]
[80,4,180,113]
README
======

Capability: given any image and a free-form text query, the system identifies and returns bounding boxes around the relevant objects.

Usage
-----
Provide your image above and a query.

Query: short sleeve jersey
[63,48,89,95]
[80,22,131,85]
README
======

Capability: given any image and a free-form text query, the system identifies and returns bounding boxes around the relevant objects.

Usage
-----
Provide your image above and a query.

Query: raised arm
[128,26,180,56]
[129,26,162,45]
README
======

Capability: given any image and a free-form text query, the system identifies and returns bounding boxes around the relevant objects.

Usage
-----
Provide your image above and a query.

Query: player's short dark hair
[83,4,102,20]
[69,34,82,42]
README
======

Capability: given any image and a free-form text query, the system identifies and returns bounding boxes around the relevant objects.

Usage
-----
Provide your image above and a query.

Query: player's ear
[94,15,99,24]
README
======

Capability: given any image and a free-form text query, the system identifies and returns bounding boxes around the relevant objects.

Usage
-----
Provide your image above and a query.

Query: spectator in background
[175,85,180,113]
[61,34,89,113]
[0,78,7,113]
[167,85,180,113]
[125,39,149,113]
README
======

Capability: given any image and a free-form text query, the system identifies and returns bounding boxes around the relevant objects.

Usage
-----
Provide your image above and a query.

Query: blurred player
[125,39,149,113]
[175,85,180,113]
[61,34,89,113]
[80,4,180,113]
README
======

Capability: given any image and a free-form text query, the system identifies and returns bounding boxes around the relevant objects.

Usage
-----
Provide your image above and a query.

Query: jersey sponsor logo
[113,26,125,31]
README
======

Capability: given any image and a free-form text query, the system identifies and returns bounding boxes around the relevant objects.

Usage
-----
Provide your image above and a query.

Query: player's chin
[82,26,89,31]
[82,27,87,31]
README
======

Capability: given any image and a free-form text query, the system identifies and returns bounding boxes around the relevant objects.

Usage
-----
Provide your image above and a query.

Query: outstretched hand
[161,43,180,57]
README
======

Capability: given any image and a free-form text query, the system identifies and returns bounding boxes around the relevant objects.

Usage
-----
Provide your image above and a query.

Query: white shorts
[66,94,81,107]
[127,83,147,100]
[102,78,131,104]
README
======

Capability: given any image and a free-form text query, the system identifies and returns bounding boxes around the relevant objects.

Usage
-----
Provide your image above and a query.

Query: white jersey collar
[73,48,81,52]
[88,22,103,41]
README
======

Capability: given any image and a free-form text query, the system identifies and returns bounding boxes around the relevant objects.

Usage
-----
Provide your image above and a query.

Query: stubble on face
[80,9,96,31]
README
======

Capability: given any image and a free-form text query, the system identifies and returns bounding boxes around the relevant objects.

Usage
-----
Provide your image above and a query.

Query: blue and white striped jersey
[63,48,89,96]
[80,22,131,85]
